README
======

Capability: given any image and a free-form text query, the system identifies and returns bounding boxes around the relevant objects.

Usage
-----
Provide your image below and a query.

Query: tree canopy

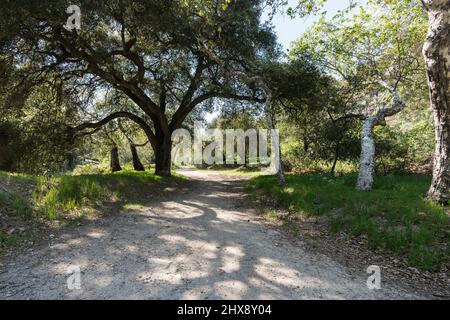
[1,0,279,176]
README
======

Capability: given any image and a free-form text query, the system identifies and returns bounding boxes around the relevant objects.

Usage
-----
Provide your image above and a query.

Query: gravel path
[0,170,424,299]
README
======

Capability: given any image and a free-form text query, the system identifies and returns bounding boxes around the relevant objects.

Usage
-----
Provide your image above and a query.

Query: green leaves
[291,0,427,110]
[286,0,328,18]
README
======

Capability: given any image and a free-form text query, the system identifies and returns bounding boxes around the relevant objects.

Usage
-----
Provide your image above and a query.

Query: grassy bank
[247,173,450,271]
[0,169,184,255]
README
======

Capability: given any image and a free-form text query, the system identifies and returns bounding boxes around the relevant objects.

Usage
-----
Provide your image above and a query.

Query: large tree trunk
[110,145,122,172]
[154,136,172,177]
[423,0,450,203]
[128,139,145,171]
[356,117,378,191]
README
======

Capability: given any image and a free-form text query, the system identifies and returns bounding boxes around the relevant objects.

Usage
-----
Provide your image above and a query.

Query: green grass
[0,170,36,182]
[248,173,450,271]
[1,168,184,222]
[0,191,33,218]
[0,172,39,253]
[0,230,20,248]
[1,169,184,256]
[32,170,184,220]
[0,170,35,218]
[0,225,41,250]
[72,163,180,175]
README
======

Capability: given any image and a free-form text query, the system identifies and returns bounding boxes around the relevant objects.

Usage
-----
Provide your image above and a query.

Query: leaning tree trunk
[128,138,145,171]
[356,95,407,191]
[330,142,340,176]
[423,0,450,203]
[110,144,122,172]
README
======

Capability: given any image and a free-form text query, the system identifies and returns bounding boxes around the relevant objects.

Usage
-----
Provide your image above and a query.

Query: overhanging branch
[74,111,157,149]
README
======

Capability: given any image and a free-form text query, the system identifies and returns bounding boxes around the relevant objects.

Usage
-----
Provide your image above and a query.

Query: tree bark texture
[356,95,407,191]
[128,139,145,171]
[110,145,122,172]
[423,0,450,203]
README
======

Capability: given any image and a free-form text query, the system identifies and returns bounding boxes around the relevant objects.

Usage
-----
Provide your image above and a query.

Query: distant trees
[0,71,79,174]
[290,0,427,190]
[208,58,334,177]
[210,110,261,167]
[292,0,449,200]
[262,58,346,173]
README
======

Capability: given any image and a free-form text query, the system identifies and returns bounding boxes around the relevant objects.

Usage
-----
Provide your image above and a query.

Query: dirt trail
[0,170,424,299]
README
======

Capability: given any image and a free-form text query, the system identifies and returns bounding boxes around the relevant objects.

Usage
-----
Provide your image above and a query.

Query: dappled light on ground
[0,171,423,299]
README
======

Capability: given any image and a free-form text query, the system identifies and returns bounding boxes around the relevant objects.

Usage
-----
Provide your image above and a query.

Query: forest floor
[0,170,446,299]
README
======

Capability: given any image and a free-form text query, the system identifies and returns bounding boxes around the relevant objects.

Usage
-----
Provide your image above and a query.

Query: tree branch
[74,111,157,150]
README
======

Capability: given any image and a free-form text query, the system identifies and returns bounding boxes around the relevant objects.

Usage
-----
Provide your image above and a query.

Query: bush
[72,163,109,176]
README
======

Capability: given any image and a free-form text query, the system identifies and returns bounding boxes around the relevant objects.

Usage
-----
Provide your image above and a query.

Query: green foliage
[291,0,427,102]
[374,126,410,173]
[33,176,111,220]
[0,82,80,174]
[248,174,450,270]
[72,163,111,176]
[0,120,23,170]
[275,0,432,175]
